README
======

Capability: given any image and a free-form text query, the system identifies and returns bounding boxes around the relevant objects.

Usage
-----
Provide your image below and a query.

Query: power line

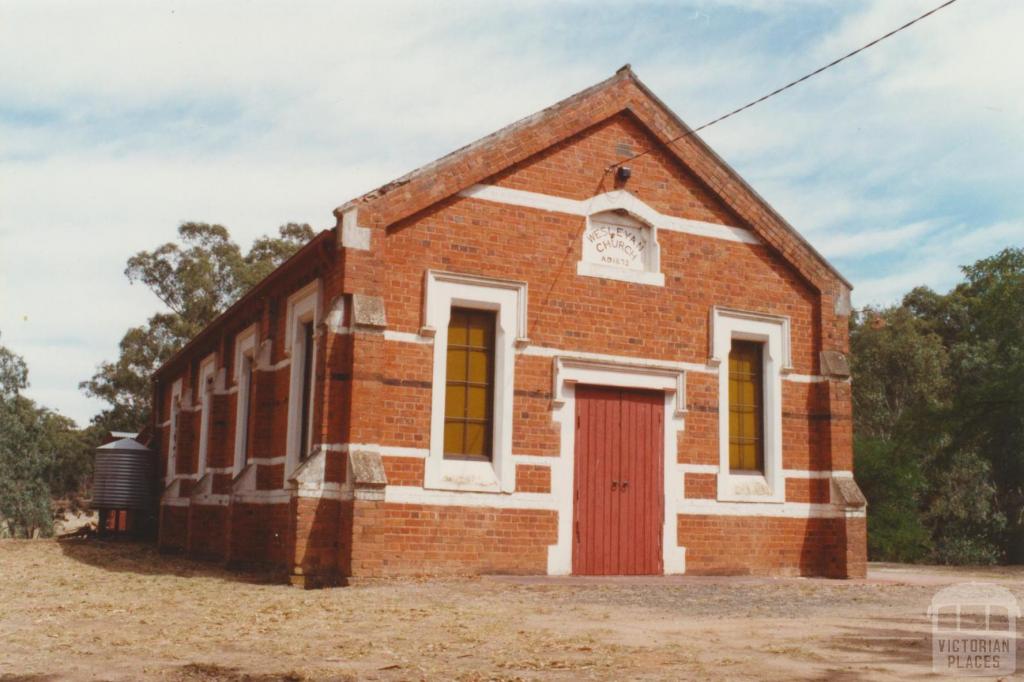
[607,0,961,171]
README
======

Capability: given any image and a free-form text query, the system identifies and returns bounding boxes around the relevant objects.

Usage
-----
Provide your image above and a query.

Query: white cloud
[1,0,1021,424]
[818,219,938,259]
[851,220,1024,306]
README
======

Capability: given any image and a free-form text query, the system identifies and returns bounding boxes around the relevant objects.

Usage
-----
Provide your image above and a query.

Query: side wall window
[241,355,255,462]
[298,320,315,462]
[443,308,496,460]
[728,340,764,472]
[233,326,258,476]
[422,270,528,493]
[196,355,217,477]
[285,281,320,476]
[167,379,183,482]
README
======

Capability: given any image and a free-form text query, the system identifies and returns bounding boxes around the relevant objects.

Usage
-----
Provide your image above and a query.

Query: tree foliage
[0,336,88,537]
[81,222,313,431]
[852,247,1024,564]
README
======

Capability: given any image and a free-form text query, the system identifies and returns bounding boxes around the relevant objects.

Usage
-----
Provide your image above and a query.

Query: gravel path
[1,540,1021,681]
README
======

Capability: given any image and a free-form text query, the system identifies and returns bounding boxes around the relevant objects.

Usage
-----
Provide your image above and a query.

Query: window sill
[424,456,509,494]
[716,471,784,503]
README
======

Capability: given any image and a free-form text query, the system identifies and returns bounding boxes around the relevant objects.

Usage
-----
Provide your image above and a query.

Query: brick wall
[679,373,718,466]
[685,473,716,499]
[321,332,353,448]
[188,504,228,561]
[291,497,341,580]
[843,516,868,579]
[228,502,290,568]
[158,505,188,552]
[515,465,552,493]
[174,410,199,475]
[381,457,425,486]
[679,515,841,577]
[785,478,831,504]
[251,367,289,461]
[348,501,558,577]
[207,393,234,469]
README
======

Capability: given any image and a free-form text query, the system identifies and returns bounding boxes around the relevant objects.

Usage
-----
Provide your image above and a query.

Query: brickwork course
[152,66,867,585]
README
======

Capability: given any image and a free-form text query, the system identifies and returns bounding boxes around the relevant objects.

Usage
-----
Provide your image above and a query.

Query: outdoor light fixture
[616,166,632,182]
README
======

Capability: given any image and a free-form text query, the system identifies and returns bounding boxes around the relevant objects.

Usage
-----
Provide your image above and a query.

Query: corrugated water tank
[93,437,156,538]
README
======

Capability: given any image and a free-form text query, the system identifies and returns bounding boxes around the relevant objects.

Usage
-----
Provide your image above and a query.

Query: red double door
[573,385,664,575]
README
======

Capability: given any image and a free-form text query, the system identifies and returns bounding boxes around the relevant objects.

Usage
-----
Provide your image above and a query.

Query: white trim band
[459,184,760,246]
[378,335,830,383]
[383,330,433,345]
[386,486,557,510]
[679,500,864,519]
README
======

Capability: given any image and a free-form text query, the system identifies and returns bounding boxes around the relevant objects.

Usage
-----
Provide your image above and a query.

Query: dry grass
[0,540,1021,681]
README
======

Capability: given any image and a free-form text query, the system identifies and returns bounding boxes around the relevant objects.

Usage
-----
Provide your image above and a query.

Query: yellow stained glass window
[728,340,764,472]
[444,308,495,460]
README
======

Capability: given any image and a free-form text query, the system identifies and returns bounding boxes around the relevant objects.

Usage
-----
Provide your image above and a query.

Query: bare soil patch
[1,540,1021,681]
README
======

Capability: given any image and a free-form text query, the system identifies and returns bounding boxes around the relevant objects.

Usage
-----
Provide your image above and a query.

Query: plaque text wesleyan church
[584,215,649,271]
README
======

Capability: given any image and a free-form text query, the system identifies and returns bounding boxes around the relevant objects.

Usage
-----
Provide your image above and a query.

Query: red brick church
[153,66,867,586]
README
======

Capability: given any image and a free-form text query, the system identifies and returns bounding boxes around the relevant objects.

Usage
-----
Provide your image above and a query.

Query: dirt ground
[0,540,1021,681]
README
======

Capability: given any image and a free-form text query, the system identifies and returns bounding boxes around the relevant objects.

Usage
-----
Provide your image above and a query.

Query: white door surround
[547,356,687,575]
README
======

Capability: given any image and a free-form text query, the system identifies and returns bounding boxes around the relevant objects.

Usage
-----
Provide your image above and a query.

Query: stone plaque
[582,211,651,272]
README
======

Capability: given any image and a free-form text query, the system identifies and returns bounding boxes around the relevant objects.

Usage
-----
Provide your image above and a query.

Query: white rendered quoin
[421,270,529,493]
[284,280,321,477]
[709,306,791,503]
[232,324,258,478]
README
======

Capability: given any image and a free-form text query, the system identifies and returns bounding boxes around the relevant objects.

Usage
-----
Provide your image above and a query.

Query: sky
[1,0,1021,427]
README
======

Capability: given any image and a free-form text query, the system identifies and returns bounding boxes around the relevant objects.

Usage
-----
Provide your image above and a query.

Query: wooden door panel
[573,385,663,575]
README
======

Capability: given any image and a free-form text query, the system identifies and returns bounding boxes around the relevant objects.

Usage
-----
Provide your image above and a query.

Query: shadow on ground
[820,616,948,680]
[56,537,284,586]
[170,663,349,682]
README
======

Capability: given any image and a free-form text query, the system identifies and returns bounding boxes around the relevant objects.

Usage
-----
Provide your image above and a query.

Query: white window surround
[708,305,793,373]
[196,354,217,477]
[232,324,258,478]
[166,378,183,483]
[577,209,664,287]
[285,280,322,477]
[422,270,528,493]
[710,306,788,503]
[284,281,322,357]
[419,270,529,346]
[547,356,687,575]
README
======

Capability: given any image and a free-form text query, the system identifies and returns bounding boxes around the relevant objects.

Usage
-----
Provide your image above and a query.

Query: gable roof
[335,65,851,291]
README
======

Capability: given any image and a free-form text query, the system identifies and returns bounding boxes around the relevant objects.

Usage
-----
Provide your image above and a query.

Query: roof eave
[152,228,335,381]
[623,73,853,290]
[332,67,635,219]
